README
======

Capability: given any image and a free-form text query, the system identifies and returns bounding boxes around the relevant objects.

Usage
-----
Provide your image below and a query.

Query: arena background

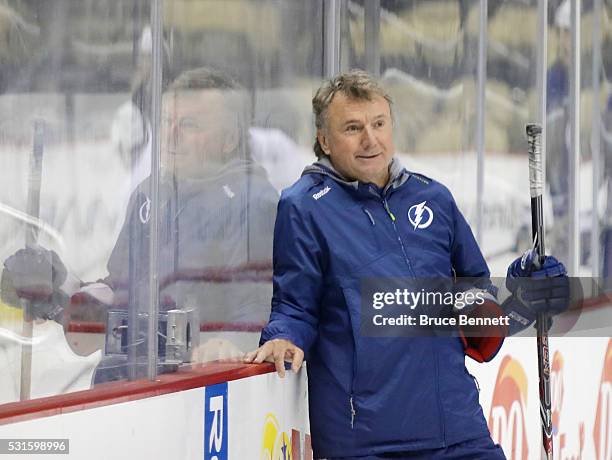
[0,1,611,458]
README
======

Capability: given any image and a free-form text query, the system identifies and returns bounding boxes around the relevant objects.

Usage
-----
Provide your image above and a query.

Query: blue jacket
[260,158,501,457]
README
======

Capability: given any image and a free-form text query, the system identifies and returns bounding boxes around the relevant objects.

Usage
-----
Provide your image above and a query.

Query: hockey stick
[526,123,553,459]
[19,119,45,401]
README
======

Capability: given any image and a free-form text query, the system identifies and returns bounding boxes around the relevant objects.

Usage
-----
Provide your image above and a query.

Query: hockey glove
[503,249,570,334]
[1,246,69,321]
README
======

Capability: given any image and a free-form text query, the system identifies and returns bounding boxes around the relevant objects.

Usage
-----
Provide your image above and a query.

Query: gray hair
[167,67,241,92]
[312,69,393,159]
[166,67,251,160]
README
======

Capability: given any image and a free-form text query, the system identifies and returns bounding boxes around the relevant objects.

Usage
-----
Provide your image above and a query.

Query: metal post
[536,0,548,184]
[475,0,487,244]
[568,0,580,275]
[324,0,342,78]
[148,0,163,380]
[364,0,380,77]
[591,0,602,277]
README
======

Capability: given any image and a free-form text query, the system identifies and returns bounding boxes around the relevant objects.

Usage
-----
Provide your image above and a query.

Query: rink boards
[470,336,611,460]
[0,337,611,459]
[0,369,311,460]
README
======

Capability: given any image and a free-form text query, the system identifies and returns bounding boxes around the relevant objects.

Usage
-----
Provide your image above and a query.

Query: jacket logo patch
[139,196,151,224]
[312,186,331,200]
[408,201,433,230]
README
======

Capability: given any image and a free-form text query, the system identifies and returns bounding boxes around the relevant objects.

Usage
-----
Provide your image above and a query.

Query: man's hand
[243,339,304,378]
[504,249,570,333]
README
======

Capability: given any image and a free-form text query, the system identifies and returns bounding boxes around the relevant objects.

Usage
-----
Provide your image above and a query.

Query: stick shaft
[20,120,45,401]
[531,196,546,264]
[26,120,45,246]
[526,123,553,459]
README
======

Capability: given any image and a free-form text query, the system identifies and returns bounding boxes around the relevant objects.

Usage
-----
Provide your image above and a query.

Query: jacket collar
[302,156,410,195]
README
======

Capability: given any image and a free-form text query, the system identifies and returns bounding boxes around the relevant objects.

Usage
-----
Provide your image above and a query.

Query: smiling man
[315,90,394,188]
[245,70,569,459]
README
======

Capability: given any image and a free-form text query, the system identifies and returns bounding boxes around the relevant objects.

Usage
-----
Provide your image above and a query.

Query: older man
[246,70,569,459]
[105,68,277,313]
[2,68,279,381]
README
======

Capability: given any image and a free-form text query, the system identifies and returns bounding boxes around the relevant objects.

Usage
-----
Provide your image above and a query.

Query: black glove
[1,246,68,321]
[503,249,570,334]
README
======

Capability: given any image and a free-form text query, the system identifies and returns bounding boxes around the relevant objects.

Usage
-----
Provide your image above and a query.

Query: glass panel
[545,0,574,270]
[592,0,612,287]
[545,0,606,277]
[482,0,540,275]
[0,0,328,398]
[0,0,329,399]
[579,0,595,277]
[161,0,323,365]
[361,2,488,260]
[0,0,153,400]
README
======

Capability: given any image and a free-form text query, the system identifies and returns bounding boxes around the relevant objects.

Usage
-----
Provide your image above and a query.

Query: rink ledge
[2,293,610,426]
[0,361,275,426]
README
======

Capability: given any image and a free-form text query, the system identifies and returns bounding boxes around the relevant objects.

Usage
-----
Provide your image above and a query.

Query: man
[2,67,279,381]
[101,67,279,369]
[105,68,277,323]
[245,70,569,459]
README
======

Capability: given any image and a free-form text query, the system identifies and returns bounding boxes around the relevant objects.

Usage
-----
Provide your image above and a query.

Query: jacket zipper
[382,197,414,275]
[433,344,447,447]
[344,285,359,431]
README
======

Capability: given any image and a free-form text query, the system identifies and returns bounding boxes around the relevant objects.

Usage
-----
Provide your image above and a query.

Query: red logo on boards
[594,339,612,460]
[488,355,529,460]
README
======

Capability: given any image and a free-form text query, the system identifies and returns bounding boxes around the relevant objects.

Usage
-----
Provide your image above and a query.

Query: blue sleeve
[450,196,490,279]
[449,194,504,362]
[259,195,324,353]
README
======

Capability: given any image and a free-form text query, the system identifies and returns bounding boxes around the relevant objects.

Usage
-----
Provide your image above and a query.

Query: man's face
[317,92,394,188]
[161,89,238,179]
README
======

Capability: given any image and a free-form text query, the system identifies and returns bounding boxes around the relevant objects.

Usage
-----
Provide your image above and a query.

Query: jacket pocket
[341,286,361,402]
[341,284,443,443]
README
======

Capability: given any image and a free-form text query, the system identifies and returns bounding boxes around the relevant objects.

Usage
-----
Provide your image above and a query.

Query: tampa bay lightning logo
[408,201,433,230]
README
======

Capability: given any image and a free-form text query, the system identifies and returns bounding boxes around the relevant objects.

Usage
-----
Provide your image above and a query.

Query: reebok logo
[313,186,331,200]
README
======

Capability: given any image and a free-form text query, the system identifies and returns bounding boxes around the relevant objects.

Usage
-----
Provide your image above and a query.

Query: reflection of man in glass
[104,68,278,364]
[2,68,278,380]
